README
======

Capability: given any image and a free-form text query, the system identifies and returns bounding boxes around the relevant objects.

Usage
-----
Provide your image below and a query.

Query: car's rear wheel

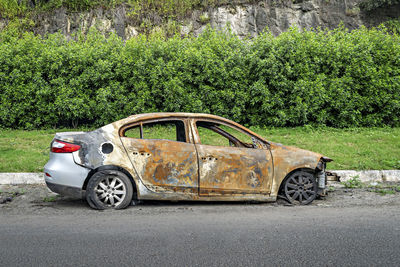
[86,170,133,210]
[283,171,317,205]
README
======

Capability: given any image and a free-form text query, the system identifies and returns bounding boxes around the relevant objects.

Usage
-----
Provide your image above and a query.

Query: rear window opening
[124,120,186,142]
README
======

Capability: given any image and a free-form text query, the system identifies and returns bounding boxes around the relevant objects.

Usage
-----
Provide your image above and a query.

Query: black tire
[86,170,133,210]
[283,171,317,205]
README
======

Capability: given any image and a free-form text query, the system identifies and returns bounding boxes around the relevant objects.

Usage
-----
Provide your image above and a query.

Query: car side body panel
[47,113,327,203]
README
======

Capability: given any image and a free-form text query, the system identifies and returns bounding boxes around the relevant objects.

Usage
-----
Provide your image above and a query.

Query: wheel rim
[284,173,316,204]
[95,176,126,207]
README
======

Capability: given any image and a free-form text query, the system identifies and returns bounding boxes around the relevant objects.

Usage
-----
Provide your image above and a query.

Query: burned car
[44,113,333,209]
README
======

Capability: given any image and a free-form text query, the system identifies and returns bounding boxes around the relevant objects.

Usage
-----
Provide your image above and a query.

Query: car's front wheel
[86,170,133,210]
[283,171,317,205]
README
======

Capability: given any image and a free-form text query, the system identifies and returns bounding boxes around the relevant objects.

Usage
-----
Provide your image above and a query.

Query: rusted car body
[44,113,333,209]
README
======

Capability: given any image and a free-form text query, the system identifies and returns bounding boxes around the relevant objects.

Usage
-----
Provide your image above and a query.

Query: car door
[192,120,273,196]
[120,119,198,194]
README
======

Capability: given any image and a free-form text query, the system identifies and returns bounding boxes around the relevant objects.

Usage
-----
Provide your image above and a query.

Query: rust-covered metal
[196,143,273,195]
[54,112,335,203]
[120,138,198,194]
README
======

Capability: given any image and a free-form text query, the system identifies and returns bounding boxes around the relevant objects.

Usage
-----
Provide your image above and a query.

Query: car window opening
[196,121,254,148]
[125,120,186,142]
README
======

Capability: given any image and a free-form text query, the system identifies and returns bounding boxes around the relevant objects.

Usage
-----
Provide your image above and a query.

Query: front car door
[120,119,198,194]
[192,120,273,196]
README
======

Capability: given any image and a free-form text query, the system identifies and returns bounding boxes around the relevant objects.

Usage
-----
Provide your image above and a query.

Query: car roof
[127,112,229,121]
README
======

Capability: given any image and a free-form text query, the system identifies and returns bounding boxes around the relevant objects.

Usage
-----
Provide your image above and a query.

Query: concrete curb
[1,170,400,185]
[0,173,45,185]
[332,170,400,183]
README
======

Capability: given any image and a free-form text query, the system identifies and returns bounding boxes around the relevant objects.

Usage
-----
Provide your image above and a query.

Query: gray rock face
[1,0,399,39]
[206,0,364,37]
[30,5,132,39]
[210,5,258,38]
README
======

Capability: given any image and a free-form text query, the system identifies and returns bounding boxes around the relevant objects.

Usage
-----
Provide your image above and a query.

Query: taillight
[51,139,81,153]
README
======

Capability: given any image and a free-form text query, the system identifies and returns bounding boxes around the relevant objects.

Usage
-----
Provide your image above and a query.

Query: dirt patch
[0,184,87,214]
[315,183,400,208]
[1,182,400,215]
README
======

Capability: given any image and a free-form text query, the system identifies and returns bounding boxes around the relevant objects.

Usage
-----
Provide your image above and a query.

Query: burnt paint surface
[54,125,137,183]
[55,129,109,168]
[196,144,273,195]
[120,137,198,194]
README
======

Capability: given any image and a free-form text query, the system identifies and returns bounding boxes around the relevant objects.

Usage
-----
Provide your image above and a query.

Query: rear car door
[193,120,273,196]
[120,119,198,194]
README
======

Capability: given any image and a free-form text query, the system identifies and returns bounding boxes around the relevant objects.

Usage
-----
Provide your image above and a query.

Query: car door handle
[132,151,151,156]
[201,156,218,161]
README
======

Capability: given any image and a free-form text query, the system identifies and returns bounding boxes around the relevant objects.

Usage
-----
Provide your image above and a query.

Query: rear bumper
[44,152,90,197]
[46,181,84,199]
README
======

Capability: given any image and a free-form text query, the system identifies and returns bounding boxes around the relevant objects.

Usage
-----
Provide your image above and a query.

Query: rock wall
[207,0,361,37]
[1,0,399,38]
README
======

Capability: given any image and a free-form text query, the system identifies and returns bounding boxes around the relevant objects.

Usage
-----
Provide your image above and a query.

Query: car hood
[269,141,324,158]
[267,141,328,172]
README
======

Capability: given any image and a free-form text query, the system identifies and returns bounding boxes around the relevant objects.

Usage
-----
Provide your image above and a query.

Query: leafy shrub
[0,26,399,129]
[341,176,363,188]
[0,0,29,18]
[383,19,400,34]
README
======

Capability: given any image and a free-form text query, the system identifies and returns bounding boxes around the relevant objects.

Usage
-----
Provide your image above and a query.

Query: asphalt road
[1,202,400,266]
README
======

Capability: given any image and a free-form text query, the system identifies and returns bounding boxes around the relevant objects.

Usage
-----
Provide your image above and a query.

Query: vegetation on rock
[360,0,400,11]
[0,0,231,19]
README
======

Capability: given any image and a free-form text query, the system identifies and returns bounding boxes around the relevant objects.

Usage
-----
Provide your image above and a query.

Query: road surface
[0,185,400,266]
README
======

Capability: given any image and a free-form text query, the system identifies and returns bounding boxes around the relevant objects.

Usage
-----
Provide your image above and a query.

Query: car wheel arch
[278,167,316,194]
[83,165,138,195]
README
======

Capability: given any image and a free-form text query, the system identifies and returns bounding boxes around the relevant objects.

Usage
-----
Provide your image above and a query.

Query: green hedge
[0,26,399,129]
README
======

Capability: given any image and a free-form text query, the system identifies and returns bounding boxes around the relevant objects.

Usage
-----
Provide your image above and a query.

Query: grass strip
[0,127,399,172]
